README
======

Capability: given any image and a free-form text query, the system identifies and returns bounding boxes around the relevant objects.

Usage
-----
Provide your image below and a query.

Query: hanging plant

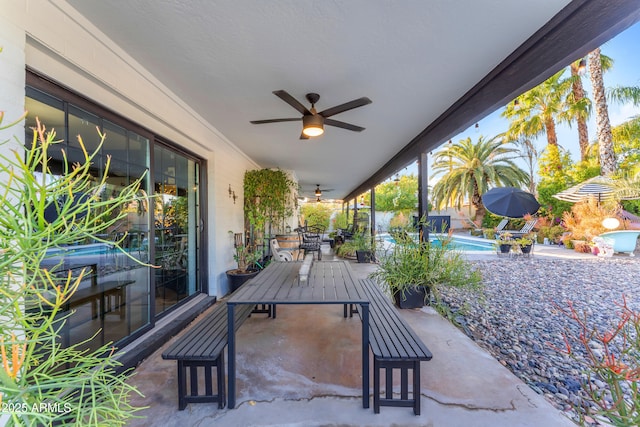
[243,169,297,237]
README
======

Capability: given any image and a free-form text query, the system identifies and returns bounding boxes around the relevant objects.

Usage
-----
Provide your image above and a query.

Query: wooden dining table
[226,260,370,409]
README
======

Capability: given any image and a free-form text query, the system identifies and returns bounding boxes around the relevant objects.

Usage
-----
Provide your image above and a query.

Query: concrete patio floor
[124,244,581,427]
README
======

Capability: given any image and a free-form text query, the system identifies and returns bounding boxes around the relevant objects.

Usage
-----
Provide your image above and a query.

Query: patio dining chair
[297,225,324,260]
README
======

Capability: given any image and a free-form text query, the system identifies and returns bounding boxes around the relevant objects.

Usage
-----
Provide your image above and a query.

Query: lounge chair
[618,209,640,230]
[495,218,509,232]
[598,230,640,256]
[459,215,482,234]
[498,219,537,238]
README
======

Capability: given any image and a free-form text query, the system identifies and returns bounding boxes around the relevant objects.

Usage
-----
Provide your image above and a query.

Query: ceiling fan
[311,184,334,202]
[250,90,372,139]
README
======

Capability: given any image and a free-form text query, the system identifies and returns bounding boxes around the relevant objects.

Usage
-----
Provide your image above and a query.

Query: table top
[228,260,368,305]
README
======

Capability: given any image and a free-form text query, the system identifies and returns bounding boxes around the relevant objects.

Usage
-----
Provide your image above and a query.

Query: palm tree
[505,135,539,194]
[568,59,592,160]
[430,135,529,226]
[502,69,574,152]
[588,48,616,176]
[611,115,640,171]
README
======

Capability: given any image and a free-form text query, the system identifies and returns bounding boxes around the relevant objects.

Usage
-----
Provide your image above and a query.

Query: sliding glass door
[153,145,201,315]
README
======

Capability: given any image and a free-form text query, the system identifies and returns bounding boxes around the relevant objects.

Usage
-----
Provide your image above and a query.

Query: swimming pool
[380,233,495,252]
[429,234,495,252]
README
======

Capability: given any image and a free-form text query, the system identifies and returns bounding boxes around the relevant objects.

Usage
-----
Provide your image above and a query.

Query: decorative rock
[440,257,640,423]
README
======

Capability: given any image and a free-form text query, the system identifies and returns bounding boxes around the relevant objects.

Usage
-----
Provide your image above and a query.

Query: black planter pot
[226,269,260,293]
[521,244,533,254]
[356,250,374,263]
[499,244,511,254]
[393,286,429,309]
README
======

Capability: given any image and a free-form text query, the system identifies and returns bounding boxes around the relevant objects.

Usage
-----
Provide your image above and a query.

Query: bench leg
[218,352,226,409]
[374,359,422,415]
[413,361,420,416]
[177,361,187,410]
[175,356,225,410]
[373,358,380,414]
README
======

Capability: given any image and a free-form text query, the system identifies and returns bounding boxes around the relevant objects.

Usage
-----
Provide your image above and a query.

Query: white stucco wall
[0,1,259,297]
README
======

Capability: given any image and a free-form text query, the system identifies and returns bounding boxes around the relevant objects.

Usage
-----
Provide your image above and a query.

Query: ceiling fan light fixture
[302,115,324,137]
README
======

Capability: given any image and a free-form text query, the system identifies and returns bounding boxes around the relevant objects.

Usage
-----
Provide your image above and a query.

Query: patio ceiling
[65,0,640,200]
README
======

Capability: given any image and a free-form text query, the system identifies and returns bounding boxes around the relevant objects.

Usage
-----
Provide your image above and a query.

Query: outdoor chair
[270,238,293,262]
[492,219,509,239]
[498,219,537,238]
[297,225,324,260]
[460,214,482,234]
[337,224,355,242]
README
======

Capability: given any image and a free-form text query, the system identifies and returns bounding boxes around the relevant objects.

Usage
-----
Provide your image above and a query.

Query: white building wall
[1,1,259,297]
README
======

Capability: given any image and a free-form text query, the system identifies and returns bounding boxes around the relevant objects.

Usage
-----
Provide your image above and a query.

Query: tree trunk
[570,61,590,161]
[588,48,616,176]
[472,181,485,227]
[544,117,558,146]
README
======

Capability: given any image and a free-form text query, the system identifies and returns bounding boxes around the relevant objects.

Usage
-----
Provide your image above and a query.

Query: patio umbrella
[482,187,540,218]
[552,175,616,203]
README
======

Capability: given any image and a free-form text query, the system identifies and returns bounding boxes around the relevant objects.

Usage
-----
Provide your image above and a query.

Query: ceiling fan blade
[250,118,301,124]
[273,90,311,115]
[299,132,310,140]
[324,118,365,132]
[319,97,372,118]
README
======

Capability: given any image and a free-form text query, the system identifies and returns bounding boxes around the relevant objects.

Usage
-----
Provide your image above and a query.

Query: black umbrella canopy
[482,187,540,218]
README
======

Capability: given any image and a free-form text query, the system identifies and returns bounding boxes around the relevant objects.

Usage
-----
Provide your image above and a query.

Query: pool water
[428,235,495,252]
[382,233,495,252]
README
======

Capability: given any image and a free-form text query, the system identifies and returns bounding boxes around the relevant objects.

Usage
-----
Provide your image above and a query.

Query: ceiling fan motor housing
[303,114,324,128]
[305,93,320,105]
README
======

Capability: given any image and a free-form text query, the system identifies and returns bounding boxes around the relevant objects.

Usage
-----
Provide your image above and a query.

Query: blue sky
[401,22,640,182]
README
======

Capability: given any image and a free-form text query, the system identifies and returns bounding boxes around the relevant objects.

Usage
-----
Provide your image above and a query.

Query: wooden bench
[357,279,433,415]
[162,302,254,410]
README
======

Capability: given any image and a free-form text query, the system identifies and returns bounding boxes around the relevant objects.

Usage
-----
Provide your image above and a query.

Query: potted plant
[514,234,534,254]
[226,231,262,292]
[335,239,358,259]
[370,238,431,309]
[371,218,482,309]
[495,232,513,254]
[353,231,375,263]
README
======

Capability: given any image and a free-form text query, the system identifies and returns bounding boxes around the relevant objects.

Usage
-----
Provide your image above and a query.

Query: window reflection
[26,90,152,351]
[153,145,200,314]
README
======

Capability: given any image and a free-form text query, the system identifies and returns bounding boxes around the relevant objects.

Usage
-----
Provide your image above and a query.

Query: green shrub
[300,203,333,229]
[336,240,358,257]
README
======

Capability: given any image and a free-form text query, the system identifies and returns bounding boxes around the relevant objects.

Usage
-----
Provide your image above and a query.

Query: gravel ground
[439,256,640,425]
